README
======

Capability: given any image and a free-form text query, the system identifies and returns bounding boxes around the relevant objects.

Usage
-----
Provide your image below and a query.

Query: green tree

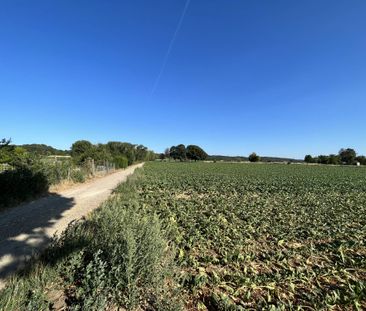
[304,155,313,163]
[339,148,356,165]
[249,152,260,162]
[170,144,187,161]
[186,145,208,161]
[164,148,170,159]
[135,145,148,161]
[71,140,94,164]
[328,154,340,165]
[92,144,112,164]
[0,138,11,149]
[317,155,329,164]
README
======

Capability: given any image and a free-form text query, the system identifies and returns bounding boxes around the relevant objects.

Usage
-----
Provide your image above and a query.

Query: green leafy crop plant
[136,162,366,310]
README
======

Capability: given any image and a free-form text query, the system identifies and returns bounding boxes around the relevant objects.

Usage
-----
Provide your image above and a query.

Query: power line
[150,0,191,96]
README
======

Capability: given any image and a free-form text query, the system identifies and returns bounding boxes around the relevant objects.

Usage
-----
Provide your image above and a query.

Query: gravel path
[0,163,144,289]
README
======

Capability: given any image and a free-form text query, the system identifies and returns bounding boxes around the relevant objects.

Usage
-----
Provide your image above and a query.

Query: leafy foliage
[0,138,11,149]
[186,145,208,161]
[17,144,69,156]
[170,144,187,161]
[72,140,155,165]
[307,148,365,166]
[339,148,357,165]
[248,152,260,162]
[168,144,208,161]
[0,167,49,208]
[135,162,366,309]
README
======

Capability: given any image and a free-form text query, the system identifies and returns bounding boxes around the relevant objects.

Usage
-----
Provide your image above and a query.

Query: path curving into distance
[0,163,144,289]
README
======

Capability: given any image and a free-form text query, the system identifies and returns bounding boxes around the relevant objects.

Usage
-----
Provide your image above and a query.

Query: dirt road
[0,163,144,289]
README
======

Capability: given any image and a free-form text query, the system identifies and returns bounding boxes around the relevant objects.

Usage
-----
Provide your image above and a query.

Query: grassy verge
[0,168,182,310]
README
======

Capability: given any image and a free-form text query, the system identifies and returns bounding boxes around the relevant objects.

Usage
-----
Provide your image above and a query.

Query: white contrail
[150,0,191,96]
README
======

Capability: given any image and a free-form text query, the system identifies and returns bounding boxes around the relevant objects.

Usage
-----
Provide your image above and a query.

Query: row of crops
[136,162,366,310]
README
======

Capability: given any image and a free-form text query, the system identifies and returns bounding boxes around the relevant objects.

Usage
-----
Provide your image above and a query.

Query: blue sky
[1,1,365,158]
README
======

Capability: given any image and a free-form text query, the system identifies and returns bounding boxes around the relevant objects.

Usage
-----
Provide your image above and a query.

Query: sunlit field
[138,162,366,309]
[1,162,365,310]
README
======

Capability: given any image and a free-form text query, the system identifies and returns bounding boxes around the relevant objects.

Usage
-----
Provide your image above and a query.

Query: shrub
[114,155,129,169]
[40,161,72,185]
[71,169,86,183]
[0,168,49,209]
[58,194,179,309]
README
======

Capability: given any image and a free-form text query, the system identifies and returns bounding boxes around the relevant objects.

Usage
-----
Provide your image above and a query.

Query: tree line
[304,148,366,165]
[159,144,208,161]
[71,140,156,168]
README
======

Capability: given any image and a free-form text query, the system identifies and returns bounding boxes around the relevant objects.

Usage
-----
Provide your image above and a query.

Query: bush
[114,155,128,169]
[40,161,72,185]
[0,167,49,209]
[71,169,86,183]
[58,178,180,309]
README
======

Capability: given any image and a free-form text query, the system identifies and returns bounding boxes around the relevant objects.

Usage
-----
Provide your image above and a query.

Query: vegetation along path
[0,163,144,289]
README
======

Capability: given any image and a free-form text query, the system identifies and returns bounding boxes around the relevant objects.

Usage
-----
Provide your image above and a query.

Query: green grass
[1,162,365,310]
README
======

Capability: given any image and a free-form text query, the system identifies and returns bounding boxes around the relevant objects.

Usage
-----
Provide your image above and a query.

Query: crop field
[137,162,366,310]
[1,162,365,310]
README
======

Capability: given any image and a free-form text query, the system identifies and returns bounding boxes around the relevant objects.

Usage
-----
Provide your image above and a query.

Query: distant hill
[17,144,70,156]
[208,155,303,163]
[260,156,303,163]
[208,155,248,162]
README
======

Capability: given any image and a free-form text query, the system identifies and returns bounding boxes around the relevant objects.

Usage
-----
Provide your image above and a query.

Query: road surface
[0,163,144,289]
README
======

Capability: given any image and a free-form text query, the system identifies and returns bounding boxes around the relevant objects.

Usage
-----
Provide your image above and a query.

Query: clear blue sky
[1,1,365,158]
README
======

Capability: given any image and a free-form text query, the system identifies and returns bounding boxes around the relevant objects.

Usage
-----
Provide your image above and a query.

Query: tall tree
[71,140,94,164]
[339,148,356,165]
[170,144,187,161]
[186,145,208,161]
[304,155,313,163]
[249,152,260,162]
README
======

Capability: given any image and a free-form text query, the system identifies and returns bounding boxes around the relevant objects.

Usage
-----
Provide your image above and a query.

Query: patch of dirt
[47,289,67,310]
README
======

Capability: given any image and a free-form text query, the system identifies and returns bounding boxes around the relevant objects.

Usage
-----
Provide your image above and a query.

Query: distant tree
[18,144,69,156]
[170,144,187,161]
[328,154,340,165]
[176,144,186,161]
[339,148,356,165]
[91,144,112,164]
[0,138,12,164]
[164,148,170,158]
[135,145,148,161]
[71,140,94,164]
[317,155,329,164]
[249,152,260,162]
[186,145,208,161]
[0,138,11,149]
[304,155,314,163]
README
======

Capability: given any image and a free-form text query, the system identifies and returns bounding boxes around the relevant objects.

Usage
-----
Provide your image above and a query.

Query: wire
[150,0,191,96]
